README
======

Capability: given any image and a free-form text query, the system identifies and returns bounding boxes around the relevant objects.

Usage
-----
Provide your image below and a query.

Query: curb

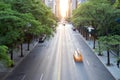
[1,41,38,80]
[76,31,116,80]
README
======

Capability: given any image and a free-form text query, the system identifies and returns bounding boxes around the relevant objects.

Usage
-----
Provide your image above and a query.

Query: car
[72,27,76,31]
[39,34,46,43]
[73,50,83,62]
[63,23,65,26]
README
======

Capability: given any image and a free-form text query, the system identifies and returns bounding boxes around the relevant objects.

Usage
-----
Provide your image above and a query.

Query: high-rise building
[67,0,77,17]
[68,0,86,17]
[42,0,55,13]
[55,0,60,18]
[67,0,72,18]
[42,0,86,19]
[42,0,60,19]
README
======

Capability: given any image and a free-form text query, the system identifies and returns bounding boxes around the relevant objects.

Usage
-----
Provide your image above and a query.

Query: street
[5,23,115,80]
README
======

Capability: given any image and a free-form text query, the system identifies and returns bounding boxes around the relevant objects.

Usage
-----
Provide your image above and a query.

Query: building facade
[69,0,86,17]
[42,0,55,14]
[42,0,86,19]
[42,0,60,19]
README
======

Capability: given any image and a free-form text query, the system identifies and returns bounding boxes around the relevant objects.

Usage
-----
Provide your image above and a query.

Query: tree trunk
[10,49,14,67]
[80,27,82,34]
[85,31,88,40]
[98,41,102,56]
[98,41,101,55]
[27,40,30,51]
[107,48,111,66]
[10,49,13,60]
[83,30,85,37]
[117,45,120,56]
[20,43,24,57]
[93,35,96,49]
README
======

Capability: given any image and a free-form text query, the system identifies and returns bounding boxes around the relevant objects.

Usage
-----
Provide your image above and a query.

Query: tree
[9,0,57,50]
[0,1,42,60]
[98,35,120,65]
[71,0,120,48]
[0,45,13,67]
[113,0,120,8]
[0,2,21,60]
[11,0,57,33]
[0,0,57,61]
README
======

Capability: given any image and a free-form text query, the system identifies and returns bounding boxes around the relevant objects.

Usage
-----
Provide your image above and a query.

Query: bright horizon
[60,0,68,18]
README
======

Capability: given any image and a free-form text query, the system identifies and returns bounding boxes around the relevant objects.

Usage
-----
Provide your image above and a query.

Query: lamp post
[88,26,94,40]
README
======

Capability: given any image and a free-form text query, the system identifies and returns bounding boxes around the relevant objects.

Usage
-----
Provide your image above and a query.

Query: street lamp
[88,26,94,39]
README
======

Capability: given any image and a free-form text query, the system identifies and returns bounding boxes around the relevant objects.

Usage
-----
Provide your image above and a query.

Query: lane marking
[40,74,43,80]
[57,27,62,80]
[57,48,61,80]
[21,75,26,80]
[86,60,90,66]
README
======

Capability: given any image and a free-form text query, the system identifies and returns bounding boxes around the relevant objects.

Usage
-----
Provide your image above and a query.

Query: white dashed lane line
[86,60,90,66]
[40,73,43,80]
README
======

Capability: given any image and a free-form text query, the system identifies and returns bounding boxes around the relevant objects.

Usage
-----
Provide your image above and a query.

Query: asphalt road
[5,23,115,80]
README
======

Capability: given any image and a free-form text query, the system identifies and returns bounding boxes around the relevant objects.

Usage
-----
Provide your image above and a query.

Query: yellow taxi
[73,50,83,62]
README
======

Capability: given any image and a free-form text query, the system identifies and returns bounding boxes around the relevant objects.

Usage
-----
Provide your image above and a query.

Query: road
[5,23,115,80]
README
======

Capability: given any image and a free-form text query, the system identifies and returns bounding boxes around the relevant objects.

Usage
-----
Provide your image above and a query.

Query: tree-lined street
[0,0,120,80]
[0,0,57,67]
[5,23,115,80]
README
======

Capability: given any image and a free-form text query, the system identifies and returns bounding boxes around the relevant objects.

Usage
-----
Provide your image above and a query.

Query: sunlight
[60,0,68,18]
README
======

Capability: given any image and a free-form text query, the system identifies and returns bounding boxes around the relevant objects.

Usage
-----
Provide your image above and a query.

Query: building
[55,0,61,18]
[42,0,86,19]
[42,0,55,14]
[68,0,86,17]
[42,0,60,19]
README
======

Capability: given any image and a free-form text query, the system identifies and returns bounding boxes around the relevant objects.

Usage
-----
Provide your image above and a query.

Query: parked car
[39,34,46,43]
[63,23,65,26]
[72,27,76,31]
[73,50,83,62]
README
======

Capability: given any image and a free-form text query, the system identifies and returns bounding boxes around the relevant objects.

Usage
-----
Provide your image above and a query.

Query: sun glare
[60,0,68,18]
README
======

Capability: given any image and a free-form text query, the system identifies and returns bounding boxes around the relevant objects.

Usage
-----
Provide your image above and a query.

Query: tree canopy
[0,0,57,66]
[71,0,120,37]
[0,45,13,67]
[71,0,120,57]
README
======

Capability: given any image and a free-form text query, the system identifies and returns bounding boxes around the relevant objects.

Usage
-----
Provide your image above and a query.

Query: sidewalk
[82,35,120,80]
[0,39,39,80]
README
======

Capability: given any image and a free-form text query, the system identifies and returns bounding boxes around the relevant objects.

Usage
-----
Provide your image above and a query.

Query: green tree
[11,0,57,34]
[98,35,120,65]
[0,2,21,60]
[0,0,57,66]
[71,0,120,48]
[113,0,120,8]
[9,0,57,50]
[0,1,42,59]
[0,45,13,67]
